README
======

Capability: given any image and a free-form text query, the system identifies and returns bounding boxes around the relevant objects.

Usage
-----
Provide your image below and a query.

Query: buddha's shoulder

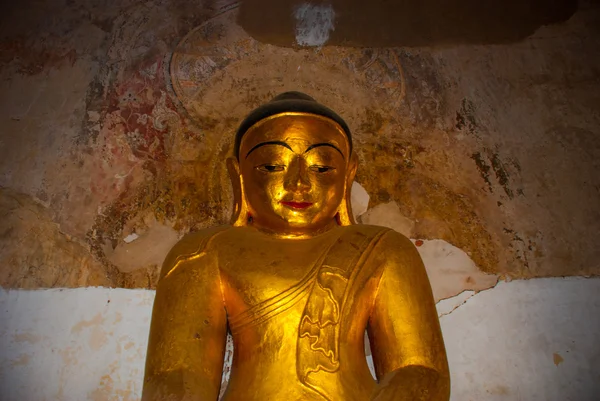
[168,225,233,255]
[159,226,233,279]
[348,224,409,240]
[351,224,416,253]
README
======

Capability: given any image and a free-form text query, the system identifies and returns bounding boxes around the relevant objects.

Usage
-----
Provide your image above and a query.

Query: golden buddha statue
[142,92,449,401]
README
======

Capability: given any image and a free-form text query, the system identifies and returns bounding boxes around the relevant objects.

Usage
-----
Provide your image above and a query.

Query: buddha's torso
[208,225,388,401]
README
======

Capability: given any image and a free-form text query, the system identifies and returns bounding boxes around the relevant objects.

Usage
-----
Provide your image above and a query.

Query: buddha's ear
[226,157,250,227]
[337,152,358,226]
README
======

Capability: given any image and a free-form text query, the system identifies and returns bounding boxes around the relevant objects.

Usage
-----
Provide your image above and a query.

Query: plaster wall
[1,277,599,401]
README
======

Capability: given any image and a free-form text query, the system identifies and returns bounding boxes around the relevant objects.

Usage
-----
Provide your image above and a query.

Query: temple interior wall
[1,0,599,399]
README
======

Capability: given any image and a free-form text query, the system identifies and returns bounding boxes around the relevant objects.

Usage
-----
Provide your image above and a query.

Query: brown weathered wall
[1,0,598,288]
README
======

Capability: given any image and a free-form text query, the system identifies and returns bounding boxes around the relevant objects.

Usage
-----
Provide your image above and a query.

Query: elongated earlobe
[227,157,250,226]
[336,188,356,226]
[336,152,358,226]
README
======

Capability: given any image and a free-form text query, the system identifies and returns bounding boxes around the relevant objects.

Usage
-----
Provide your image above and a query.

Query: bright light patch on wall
[294,3,335,47]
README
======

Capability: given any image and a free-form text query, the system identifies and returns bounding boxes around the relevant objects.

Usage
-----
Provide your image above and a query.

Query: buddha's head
[227,92,357,237]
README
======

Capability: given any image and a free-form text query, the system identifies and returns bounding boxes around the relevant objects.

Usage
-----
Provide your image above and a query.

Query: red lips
[280,201,313,209]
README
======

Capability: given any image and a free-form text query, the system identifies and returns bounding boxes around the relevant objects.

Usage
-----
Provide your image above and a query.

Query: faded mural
[1,0,599,290]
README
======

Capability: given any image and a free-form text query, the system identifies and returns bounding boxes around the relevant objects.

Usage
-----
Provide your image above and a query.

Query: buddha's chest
[217,237,334,314]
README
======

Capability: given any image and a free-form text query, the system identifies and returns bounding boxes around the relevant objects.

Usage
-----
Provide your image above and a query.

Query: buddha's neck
[247,219,340,240]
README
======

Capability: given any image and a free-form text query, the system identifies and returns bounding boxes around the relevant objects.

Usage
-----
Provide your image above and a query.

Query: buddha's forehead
[239,113,350,155]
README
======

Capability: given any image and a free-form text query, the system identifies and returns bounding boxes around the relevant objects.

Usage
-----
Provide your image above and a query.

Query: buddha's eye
[310,165,335,173]
[256,164,285,173]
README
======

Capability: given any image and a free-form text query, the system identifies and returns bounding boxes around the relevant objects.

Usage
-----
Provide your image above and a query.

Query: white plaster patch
[218,334,234,401]
[350,181,370,220]
[415,239,499,302]
[441,278,600,401]
[435,290,476,317]
[123,233,139,243]
[0,288,154,401]
[293,3,335,47]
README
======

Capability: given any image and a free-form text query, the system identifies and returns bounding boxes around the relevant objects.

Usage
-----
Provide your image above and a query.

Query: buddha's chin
[281,215,315,228]
[251,206,336,234]
[280,214,336,233]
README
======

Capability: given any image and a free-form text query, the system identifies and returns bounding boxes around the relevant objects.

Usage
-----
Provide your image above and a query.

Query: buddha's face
[236,113,355,236]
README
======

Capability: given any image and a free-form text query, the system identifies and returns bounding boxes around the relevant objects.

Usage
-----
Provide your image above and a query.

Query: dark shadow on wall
[238,0,579,47]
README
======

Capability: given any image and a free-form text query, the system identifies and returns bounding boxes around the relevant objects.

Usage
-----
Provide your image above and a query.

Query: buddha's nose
[284,157,311,193]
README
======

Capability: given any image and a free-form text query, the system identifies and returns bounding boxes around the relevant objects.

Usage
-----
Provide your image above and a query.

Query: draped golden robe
[146,224,446,401]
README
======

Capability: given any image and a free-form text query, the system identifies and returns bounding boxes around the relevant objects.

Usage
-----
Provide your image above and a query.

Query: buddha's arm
[367,232,450,401]
[142,232,228,401]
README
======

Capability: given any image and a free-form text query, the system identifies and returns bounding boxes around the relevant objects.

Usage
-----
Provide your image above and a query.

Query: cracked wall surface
[0,0,599,288]
[1,278,598,400]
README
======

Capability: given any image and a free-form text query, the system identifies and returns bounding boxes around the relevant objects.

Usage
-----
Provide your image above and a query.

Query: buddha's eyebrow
[245,141,293,159]
[304,143,344,158]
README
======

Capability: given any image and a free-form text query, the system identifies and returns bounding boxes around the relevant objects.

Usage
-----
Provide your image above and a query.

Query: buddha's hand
[370,366,450,401]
